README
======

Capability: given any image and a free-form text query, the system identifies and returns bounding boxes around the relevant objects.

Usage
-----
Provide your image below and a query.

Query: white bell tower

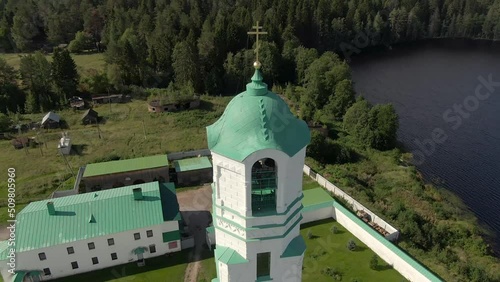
[207,22,310,282]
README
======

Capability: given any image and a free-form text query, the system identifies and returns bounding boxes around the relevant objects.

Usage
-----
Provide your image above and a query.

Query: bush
[307,229,313,239]
[321,267,342,280]
[370,254,378,270]
[347,239,357,251]
[331,225,338,234]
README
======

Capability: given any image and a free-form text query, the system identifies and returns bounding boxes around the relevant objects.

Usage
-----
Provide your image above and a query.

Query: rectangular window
[43,268,51,276]
[88,242,95,250]
[92,257,99,265]
[168,241,178,249]
[107,238,115,246]
[111,253,118,260]
[134,232,141,240]
[146,230,153,238]
[149,244,156,253]
[256,252,271,278]
[67,247,74,254]
[71,261,79,269]
[38,252,46,260]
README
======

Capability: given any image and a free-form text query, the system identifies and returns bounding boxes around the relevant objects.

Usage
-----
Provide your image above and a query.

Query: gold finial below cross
[247,21,268,69]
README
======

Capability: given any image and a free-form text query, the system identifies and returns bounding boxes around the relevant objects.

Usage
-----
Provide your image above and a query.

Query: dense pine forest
[1,0,500,281]
[1,0,500,116]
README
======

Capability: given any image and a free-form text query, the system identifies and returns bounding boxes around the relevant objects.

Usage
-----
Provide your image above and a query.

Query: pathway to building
[0,225,8,240]
[176,185,213,282]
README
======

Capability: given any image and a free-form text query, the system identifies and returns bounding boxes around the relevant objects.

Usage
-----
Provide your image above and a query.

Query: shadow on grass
[71,144,88,155]
[301,218,336,229]
[198,100,214,111]
[352,245,368,252]
[375,264,395,271]
[53,249,191,282]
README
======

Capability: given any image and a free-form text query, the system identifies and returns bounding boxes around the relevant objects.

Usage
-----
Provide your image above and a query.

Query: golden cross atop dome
[247,21,268,69]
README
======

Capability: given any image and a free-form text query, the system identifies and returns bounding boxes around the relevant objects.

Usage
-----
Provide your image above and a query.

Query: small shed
[69,96,85,110]
[82,109,99,125]
[41,112,60,128]
[173,157,212,186]
[58,132,71,155]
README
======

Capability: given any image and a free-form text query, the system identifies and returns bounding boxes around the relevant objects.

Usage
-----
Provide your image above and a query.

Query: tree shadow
[352,245,368,252]
[374,264,394,271]
[71,144,88,155]
[198,100,214,111]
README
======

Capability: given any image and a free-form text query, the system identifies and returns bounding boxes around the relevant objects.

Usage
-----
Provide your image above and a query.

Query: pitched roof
[83,155,169,178]
[15,182,180,253]
[174,157,212,172]
[41,111,60,124]
[82,108,98,119]
[206,69,310,161]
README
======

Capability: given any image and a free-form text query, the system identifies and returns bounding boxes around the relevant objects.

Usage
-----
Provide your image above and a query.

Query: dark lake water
[349,39,500,254]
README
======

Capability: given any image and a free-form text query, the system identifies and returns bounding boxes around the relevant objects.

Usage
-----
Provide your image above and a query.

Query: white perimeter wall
[301,206,333,224]
[333,205,441,282]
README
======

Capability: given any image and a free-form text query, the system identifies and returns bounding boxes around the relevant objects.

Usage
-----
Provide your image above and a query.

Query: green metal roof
[281,235,306,258]
[162,230,181,242]
[83,155,169,177]
[0,240,9,260]
[174,157,212,172]
[302,188,334,212]
[207,69,310,161]
[16,182,180,253]
[215,246,248,265]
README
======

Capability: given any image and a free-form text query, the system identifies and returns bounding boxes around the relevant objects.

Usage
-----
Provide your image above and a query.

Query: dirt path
[0,224,9,240]
[177,185,213,282]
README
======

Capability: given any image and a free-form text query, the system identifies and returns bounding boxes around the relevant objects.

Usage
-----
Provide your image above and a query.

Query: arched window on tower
[251,158,277,214]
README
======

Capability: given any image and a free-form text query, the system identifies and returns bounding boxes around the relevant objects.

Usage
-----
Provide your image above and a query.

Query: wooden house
[81,109,99,125]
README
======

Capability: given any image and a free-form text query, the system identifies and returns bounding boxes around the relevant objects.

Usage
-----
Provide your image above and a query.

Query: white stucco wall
[7,221,180,281]
[301,206,334,224]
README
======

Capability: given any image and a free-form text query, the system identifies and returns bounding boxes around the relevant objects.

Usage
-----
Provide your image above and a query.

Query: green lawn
[301,219,405,282]
[0,97,231,224]
[0,52,105,74]
[52,249,189,282]
[302,174,319,190]
[197,249,217,282]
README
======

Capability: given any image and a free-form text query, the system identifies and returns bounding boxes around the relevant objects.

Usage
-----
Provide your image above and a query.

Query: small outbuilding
[81,155,170,192]
[173,156,212,186]
[81,109,99,125]
[41,111,61,129]
[57,132,71,155]
[69,96,85,110]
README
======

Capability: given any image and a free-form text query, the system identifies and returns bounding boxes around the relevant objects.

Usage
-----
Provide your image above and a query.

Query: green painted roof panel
[0,240,9,260]
[16,182,179,253]
[281,235,306,258]
[83,155,168,177]
[174,157,212,172]
[207,69,310,161]
[215,246,248,265]
[162,230,180,242]
[302,188,334,209]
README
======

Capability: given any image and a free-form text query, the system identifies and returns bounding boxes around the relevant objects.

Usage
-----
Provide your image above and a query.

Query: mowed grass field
[0,52,105,74]
[0,96,231,223]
